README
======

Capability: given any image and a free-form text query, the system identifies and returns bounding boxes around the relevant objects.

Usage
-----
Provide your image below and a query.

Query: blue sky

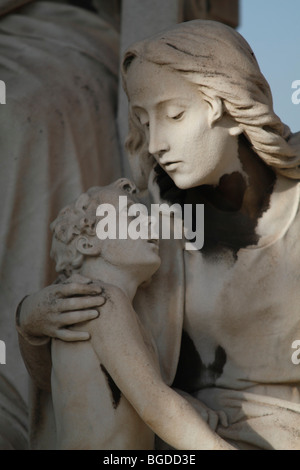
[238,0,299,132]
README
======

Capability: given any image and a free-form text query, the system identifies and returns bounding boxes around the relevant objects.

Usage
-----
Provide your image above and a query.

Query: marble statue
[0,3,224,450]
[0,0,240,450]
[120,20,300,450]
[17,178,233,450]
[16,19,300,450]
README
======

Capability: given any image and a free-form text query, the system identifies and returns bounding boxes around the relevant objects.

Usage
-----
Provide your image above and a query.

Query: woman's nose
[148,124,169,158]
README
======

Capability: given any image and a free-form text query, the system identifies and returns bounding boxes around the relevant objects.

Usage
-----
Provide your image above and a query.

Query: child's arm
[17,277,106,390]
[79,284,235,450]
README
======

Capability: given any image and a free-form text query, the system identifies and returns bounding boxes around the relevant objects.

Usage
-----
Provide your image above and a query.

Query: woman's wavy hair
[121,20,300,190]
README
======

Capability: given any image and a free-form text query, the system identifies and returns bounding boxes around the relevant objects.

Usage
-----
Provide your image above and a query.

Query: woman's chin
[173,176,201,190]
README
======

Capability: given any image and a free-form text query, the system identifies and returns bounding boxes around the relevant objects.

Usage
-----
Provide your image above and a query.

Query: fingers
[60,310,99,326]
[58,295,106,312]
[207,410,219,431]
[54,329,90,342]
[218,410,229,428]
[57,282,103,298]
[49,309,100,341]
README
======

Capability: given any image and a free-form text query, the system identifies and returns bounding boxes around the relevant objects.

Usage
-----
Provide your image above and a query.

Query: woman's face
[126,59,241,189]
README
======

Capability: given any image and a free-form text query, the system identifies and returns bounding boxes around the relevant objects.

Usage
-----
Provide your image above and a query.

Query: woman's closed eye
[169,111,185,121]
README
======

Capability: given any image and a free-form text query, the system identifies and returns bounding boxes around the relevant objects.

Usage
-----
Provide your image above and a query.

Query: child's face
[92,187,161,279]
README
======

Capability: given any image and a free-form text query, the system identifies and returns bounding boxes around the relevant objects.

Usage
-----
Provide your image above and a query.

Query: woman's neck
[232,134,276,219]
[183,134,277,256]
[187,134,276,219]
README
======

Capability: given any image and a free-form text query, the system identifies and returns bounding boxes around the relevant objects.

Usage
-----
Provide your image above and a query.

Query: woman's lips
[162,161,181,171]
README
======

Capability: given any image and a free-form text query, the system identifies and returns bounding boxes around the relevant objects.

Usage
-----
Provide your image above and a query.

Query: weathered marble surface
[121,20,300,449]
[18,180,232,449]
[17,18,300,448]
[9,1,300,452]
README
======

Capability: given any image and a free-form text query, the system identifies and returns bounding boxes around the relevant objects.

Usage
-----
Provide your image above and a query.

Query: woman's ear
[76,236,101,256]
[206,96,243,136]
[206,96,223,127]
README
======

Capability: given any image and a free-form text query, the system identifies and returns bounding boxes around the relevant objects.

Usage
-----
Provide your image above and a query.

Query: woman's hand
[173,388,228,431]
[17,274,106,344]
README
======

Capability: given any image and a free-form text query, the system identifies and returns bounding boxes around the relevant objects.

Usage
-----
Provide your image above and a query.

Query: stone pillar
[117,0,183,178]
